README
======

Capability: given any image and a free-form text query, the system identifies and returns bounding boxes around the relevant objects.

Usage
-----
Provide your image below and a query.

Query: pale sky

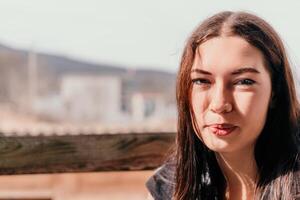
[0,0,300,75]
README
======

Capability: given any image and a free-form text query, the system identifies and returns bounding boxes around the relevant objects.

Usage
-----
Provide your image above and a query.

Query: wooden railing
[0,132,175,175]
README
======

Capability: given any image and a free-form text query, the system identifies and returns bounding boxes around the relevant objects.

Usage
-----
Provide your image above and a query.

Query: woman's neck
[215,146,259,200]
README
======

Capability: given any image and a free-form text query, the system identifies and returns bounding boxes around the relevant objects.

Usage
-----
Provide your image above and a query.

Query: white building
[61,75,122,123]
[131,92,169,122]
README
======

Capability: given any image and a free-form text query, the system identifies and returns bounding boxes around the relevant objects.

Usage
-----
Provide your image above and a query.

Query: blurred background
[0,0,299,199]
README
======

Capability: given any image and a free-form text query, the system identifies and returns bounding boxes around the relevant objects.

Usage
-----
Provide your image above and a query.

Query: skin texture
[190,36,273,199]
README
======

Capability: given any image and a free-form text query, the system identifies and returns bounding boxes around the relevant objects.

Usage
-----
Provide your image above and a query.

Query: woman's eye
[192,79,211,85]
[235,79,256,86]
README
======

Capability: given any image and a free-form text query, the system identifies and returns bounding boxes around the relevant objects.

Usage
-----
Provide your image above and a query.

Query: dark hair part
[174,11,300,199]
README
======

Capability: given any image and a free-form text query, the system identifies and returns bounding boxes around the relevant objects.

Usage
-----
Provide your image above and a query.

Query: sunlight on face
[190,36,272,153]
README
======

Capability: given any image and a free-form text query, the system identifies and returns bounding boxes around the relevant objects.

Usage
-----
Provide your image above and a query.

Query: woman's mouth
[208,124,237,136]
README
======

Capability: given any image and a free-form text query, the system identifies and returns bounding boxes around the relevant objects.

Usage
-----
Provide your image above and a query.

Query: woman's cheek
[234,96,250,116]
[233,92,258,116]
[191,92,208,115]
[191,92,209,131]
[233,91,270,134]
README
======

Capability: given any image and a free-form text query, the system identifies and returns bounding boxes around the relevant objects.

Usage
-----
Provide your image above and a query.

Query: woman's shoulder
[145,161,176,200]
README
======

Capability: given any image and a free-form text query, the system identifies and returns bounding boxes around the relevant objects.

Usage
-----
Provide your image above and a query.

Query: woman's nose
[209,85,232,114]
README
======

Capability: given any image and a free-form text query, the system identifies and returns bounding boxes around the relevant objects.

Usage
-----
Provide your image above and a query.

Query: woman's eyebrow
[231,67,260,75]
[190,69,212,75]
[190,67,260,75]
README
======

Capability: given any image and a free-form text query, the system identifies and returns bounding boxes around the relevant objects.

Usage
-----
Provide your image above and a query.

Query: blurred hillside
[0,44,176,103]
[0,44,177,133]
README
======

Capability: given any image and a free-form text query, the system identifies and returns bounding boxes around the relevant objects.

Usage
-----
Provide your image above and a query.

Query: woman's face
[190,36,272,153]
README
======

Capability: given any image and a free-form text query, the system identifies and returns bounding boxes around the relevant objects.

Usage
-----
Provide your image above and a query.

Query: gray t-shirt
[146,160,300,200]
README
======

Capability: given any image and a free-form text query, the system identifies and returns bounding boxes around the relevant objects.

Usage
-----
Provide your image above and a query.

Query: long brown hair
[174,11,300,199]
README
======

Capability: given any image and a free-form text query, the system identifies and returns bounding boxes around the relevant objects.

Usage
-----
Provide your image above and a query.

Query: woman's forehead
[191,36,266,74]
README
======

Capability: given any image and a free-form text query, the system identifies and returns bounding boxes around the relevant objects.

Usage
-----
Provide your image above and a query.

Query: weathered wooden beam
[0,132,175,175]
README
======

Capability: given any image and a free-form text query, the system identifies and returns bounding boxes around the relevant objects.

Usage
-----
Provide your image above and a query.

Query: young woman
[146,11,300,199]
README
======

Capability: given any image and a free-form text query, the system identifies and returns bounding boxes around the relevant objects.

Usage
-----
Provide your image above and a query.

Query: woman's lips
[208,124,237,136]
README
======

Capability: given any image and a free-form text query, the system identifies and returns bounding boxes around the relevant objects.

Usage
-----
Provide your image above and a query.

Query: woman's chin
[203,139,237,153]
[207,145,235,153]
